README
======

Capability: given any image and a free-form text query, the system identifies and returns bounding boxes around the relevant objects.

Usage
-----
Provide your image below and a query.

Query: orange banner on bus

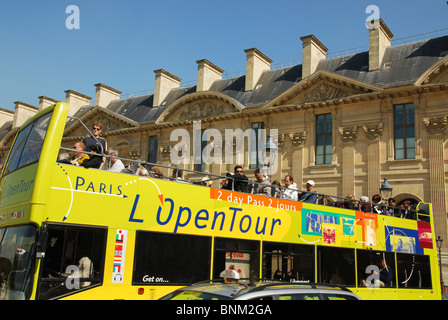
[210,188,303,213]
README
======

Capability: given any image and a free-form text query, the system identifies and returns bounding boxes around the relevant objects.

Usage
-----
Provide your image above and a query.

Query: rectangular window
[317,246,355,286]
[249,122,265,169]
[357,249,395,288]
[213,238,260,280]
[0,225,37,300]
[4,111,53,175]
[37,224,107,300]
[397,253,432,289]
[133,231,211,285]
[316,114,332,165]
[147,135,158,165]
[394,104,415,159]
[262,242,314,282]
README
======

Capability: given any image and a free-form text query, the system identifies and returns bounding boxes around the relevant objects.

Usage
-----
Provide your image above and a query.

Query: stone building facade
[1,20,448,280]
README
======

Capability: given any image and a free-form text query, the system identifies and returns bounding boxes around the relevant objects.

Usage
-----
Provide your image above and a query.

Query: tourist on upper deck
[107,149,125,173]
[271,180,281,198]
[282,175,298,201]
[81,145,102,169]
[71,142,89,166]
[371,194,385,215]
[343,194,358,210]
[298,180,318,204]
[397,200,417,220]
[171,168,185,182]
[57,153,71,164]
[82,122,107,168]
[253,168,271,197]
[150,166,164,179]
[359,196,372,213]
[201,176,213,187]
[385,198,399,216]
[222,166,249,193]
[136,165,150,177]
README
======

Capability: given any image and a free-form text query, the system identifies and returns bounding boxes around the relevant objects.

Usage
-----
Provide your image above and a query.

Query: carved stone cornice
[338,126,358,143]
[178,102,228,121]
[161,145,172,158]
[277,133,287,147]
[128,149,141,160]
[289,131,307,147]
[363,123,383,141]
[304,82,351,103]
[423,116,448,135]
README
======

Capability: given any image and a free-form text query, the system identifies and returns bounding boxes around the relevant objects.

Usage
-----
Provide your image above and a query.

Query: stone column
[363,123,383,197]
[338,126,358,197]
[290,132,307,187]
[423,115,448,287]
[423,116,448,241]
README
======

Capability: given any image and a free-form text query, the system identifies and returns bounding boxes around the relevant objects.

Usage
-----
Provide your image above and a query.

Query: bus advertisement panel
[46,164,434,253]
[39,161,441,300]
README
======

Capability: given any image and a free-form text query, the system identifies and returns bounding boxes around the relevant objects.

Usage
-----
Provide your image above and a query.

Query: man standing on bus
[82,123,107,168]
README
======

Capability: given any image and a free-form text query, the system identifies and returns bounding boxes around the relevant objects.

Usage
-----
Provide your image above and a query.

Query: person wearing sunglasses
[222,165,249,193]
[82,122,107,169]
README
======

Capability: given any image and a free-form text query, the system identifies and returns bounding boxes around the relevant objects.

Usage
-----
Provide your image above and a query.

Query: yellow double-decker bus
[0,103,442,300]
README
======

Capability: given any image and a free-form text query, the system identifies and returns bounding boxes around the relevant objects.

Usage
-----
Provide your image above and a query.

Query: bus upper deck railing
[57,143,430,223]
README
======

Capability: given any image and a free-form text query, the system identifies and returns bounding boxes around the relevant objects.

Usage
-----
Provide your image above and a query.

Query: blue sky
[0,0,447,110]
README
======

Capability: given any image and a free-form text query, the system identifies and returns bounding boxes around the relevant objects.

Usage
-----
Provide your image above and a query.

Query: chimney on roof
[94,83,122,108]
[153,69,182,107]
[368,19,393,71]
[13,101,38,128]
[65,90,92,116]
[196,59,224,92]
[301,35,328,78]
[0,108,14,128]
[244,48,273,92]
[38,96,59,111]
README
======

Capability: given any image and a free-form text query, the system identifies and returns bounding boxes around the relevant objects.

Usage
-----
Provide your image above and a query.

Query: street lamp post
[436,236,445,299]
[263,134,277,176]
[379,177,393,203]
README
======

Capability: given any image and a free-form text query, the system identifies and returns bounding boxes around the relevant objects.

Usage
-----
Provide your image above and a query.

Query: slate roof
[88,35,448,126]
[318,35,448,88]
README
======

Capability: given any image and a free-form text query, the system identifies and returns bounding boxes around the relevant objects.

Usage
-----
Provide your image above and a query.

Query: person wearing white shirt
[107,149,125,173]
[282,175,298,201]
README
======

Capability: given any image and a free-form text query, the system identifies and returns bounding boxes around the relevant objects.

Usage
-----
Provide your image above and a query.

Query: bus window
[262,242,314,282]
[317,246,356,286]
[213,238,260,280]
[0,225,37,300]
[37,224,107,300]
[357,250,395,288]
[3,112,52,176]
[133,231,211,285]
[397,253,432,289]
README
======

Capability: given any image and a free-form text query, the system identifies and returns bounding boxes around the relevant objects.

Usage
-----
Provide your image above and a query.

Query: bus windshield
[2,111,53,176]
[0,225,37,300]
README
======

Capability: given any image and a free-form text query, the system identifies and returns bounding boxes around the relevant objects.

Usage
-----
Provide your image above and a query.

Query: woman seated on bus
[71,142,89,166]
[81,145,102,169]
[150,166,164,179]
[136,165,149,177]
[359,196,372,213]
